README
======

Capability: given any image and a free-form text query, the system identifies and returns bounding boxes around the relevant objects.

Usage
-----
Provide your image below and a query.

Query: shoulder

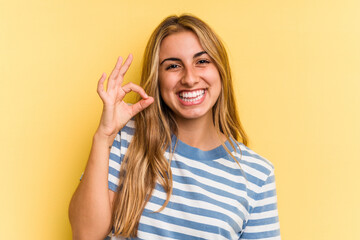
[109,119,136,163]
[108,119,136,191]
[120,118,136,138]
[114,118,136,144]
[232,140,275,186]
[238,143,274,170]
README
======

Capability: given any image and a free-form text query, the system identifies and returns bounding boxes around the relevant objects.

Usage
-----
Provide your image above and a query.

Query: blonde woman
[69,14,280,240]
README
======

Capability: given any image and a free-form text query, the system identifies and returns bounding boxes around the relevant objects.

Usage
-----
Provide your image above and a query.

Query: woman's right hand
[96,54,154,140]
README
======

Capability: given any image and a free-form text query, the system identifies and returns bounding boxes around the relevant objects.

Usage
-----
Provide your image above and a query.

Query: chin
[175,109,211,121]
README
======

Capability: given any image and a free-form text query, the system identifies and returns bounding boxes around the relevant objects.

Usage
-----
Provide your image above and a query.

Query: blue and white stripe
[107,119,280,239]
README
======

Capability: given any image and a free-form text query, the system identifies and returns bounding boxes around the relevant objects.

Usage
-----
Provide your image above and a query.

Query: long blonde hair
[111,14,248,237]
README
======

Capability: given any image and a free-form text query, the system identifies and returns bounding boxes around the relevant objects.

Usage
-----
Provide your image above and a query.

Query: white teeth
[179,90,205,102]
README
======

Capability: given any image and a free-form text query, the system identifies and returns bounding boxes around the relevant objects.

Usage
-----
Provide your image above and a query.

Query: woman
[69,14,280,240]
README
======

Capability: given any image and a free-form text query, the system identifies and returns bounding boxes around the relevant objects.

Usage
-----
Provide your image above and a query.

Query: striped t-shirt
[107,120,280,240]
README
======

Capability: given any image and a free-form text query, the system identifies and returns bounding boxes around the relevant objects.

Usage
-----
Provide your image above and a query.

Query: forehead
[159,31,204,58]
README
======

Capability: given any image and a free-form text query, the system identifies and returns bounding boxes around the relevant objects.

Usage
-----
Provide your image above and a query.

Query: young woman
[69,14,280,240]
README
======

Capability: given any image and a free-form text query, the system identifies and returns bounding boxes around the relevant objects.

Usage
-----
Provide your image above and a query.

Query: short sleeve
[240,169,281,240]
[108,131,123,192]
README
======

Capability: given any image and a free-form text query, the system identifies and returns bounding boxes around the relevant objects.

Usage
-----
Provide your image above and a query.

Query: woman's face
[158,31,221,123]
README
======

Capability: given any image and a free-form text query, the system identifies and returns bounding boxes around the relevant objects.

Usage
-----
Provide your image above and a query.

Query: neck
[175,115,226,151]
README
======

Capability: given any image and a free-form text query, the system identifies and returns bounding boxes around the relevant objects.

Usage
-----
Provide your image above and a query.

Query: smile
[178,89,206,104]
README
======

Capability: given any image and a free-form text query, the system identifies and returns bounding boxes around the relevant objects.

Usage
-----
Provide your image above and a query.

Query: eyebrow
[160,51,208,65]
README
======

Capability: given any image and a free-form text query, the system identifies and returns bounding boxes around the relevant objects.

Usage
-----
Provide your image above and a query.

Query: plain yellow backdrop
[1,0,359,239]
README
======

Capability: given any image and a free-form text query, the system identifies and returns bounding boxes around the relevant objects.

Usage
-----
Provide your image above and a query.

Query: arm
[68,54,153,240]
[240,169,281,240]
[68,132,116,240]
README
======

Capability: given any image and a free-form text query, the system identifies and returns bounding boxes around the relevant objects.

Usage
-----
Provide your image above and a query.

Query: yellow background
[1,0,359,239]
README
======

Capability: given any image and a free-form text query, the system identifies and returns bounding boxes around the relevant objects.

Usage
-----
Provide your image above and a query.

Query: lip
[177,88,205,94]
[177,89,206,106]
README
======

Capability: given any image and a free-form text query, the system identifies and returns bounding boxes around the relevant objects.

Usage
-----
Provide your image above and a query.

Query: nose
[181,66,199,87]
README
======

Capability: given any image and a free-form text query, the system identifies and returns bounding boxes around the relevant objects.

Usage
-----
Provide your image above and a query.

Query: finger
[97,73,107,99]
[130,97,154,117]
[118,54,133,78]
[122,82,149,99]
[108,56,123,90]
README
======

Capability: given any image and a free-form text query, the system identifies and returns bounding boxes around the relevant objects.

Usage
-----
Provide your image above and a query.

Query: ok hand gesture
[96,54,154,139]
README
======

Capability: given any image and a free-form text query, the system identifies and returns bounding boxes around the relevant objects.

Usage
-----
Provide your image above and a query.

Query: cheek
[212,74,222,99]
[208,70,222,89]
[159,74,177,94]
[158,78,174,105]
[158,74,167,93]
[159,80,169,96]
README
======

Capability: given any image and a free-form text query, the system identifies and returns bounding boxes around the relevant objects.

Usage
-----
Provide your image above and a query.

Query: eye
[165,64,180,70]
[197,59,210,65]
